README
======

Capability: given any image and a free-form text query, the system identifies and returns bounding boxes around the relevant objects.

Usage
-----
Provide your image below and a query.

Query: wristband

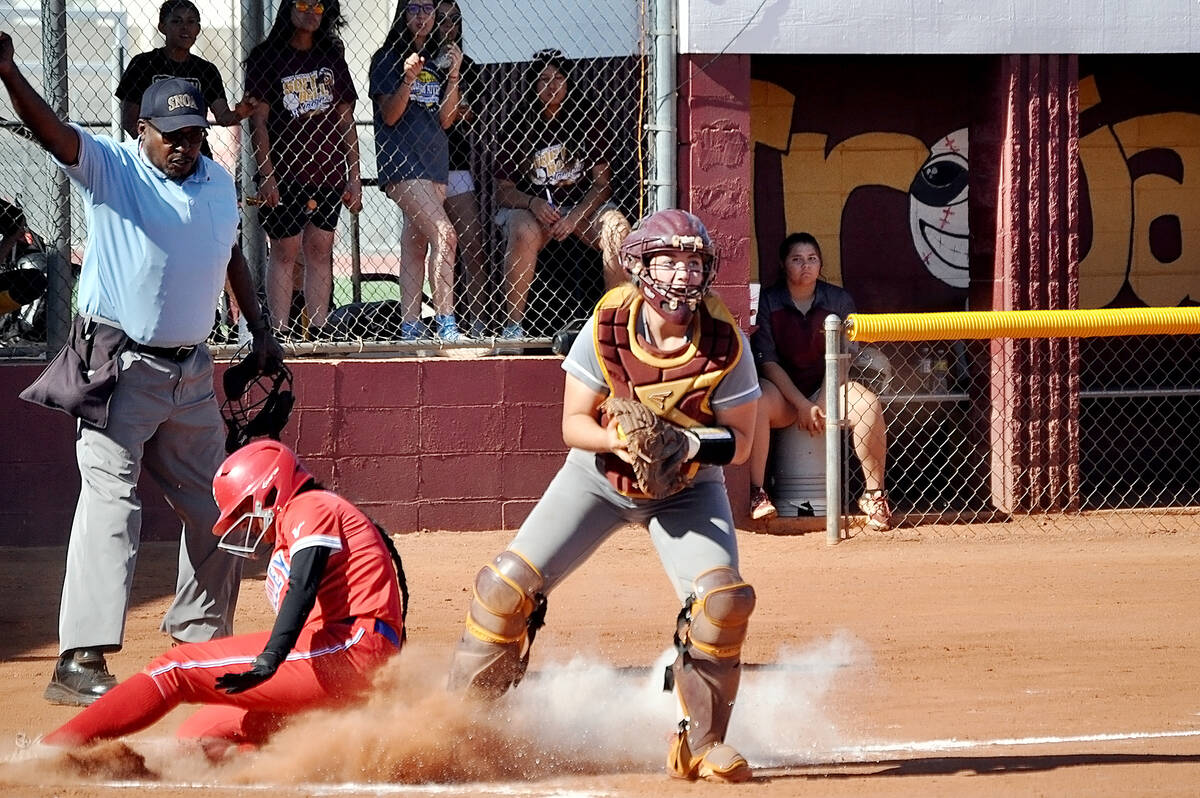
[682,426,736,465]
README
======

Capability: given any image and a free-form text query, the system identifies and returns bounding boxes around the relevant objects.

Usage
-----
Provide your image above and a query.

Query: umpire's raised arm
[0,31,79,166]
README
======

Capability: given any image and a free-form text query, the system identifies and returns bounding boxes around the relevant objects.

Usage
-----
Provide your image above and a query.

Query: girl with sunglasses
[245,0,363,339]
[370,0,466,343]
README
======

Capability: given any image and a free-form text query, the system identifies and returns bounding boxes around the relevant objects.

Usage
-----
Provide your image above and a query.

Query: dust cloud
[234,633,866,784]
[1,633,867,787]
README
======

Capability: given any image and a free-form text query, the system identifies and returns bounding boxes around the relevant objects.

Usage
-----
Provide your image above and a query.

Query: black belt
[83,317,200,362]
[130,341,198,361]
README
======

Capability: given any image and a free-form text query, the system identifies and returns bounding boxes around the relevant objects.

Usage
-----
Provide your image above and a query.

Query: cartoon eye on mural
[909,128,969,288]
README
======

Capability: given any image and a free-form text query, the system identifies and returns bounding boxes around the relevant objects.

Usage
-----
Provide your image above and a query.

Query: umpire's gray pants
[59,345,241,654]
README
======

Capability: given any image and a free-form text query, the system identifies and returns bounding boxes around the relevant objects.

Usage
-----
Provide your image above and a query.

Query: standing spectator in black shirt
[247,0,362,338]
[115,0,256,157]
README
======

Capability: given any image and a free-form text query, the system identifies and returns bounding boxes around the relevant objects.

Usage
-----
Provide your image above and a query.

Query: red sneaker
[750,486,777,520]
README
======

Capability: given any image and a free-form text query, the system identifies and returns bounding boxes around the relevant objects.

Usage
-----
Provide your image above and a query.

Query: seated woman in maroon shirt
[748,232,891,530]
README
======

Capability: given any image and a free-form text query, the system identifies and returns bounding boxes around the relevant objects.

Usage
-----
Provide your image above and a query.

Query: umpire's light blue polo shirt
[55,124,240,347]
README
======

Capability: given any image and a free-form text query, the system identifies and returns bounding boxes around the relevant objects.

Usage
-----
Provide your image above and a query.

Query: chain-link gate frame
[778,309,1200,542]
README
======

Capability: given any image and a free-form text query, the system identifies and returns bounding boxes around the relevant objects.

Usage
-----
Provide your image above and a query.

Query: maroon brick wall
[678,52,755,518]
[0,356,567,546]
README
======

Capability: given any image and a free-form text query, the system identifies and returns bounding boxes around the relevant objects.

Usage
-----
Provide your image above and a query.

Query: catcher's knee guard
[666,566,756,782]
[446,550,547,698]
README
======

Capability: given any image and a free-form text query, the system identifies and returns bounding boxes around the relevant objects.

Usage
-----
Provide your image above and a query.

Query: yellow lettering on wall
[749,79,796,279]
[1113,112,1200,306]
[751,79,925,287]
[778,131,927,287]
[1077,124,1132,309]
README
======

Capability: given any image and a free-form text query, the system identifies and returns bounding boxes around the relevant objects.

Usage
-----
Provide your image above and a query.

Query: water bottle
[916,344,933,392]
[931,350,949,394]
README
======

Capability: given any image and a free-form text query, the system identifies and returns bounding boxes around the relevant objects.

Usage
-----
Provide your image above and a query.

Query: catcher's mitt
[601,396,693,498]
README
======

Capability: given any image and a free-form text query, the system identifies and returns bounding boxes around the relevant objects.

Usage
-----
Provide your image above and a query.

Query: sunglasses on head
[407,3,435,14]
[148,122,207,148]
[294,1,325,13]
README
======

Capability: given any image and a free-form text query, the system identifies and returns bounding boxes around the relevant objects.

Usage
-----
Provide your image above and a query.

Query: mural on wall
[1078,56,1200,309]
[749,56,973,314]
[750,55,1200,314]
[909,128,969,289]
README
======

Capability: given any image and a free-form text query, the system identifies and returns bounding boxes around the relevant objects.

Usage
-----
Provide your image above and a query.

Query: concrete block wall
[0,356,568,545]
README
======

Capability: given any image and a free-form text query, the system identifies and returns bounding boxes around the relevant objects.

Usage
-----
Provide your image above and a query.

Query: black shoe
[44,648,118,706]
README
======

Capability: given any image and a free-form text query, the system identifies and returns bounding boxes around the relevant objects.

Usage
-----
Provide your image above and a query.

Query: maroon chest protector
[592,285,742,497]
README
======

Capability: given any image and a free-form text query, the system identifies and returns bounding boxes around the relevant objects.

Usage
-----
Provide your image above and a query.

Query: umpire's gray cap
[139,78,209,132]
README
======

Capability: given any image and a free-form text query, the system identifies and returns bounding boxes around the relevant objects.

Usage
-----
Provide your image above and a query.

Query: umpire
[0,32,282,705]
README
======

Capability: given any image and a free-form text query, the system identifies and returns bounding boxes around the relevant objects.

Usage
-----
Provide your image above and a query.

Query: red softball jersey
[265,490,404,633]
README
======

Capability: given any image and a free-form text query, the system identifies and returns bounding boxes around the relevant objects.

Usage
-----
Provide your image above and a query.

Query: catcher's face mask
[638,251,710,324]
[214,495,276,559]
[220,350,295,455]
[212,439,313,558]
[621,210,718,326]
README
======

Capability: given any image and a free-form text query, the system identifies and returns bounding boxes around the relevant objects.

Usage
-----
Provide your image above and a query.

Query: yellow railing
[847,307,1200,343]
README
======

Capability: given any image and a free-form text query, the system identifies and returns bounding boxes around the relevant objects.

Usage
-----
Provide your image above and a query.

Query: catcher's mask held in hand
[212,439,313,558]
[221,348,295,454]
[620,209,718,325]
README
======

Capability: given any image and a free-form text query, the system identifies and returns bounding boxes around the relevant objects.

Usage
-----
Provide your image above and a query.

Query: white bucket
[770,425,827,517]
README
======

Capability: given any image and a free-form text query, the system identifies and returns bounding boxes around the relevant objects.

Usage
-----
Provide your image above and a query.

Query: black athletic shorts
[260,182,343,239]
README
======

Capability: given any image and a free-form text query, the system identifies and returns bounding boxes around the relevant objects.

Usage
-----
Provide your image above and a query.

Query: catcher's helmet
[220,348,294,455]
[212,439,313,558]
[620,209,718,324]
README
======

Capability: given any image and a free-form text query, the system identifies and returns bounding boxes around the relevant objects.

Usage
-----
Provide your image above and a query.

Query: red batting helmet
[212,439,313,558]
[620,209,718,324]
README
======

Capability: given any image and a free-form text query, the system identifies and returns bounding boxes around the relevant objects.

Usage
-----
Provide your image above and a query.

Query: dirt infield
[2,519,1200,797]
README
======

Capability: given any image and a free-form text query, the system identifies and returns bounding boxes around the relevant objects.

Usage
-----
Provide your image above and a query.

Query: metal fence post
[647,0,677,214]
[239,0,266,286]
[824,314,844,544]
[43,0,70,353]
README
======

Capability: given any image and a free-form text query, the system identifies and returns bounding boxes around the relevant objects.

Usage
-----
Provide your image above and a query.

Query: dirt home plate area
[2,520,1200,797]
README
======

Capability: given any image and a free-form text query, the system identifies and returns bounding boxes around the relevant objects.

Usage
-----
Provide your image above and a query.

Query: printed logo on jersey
[530,143,583,188]
[280,67,336,118]
[411,68,441,110]
[291,521,306,540]
[645,389,672,412]
[264,548,290,612]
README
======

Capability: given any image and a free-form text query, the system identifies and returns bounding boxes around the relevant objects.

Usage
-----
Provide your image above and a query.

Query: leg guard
[665,566,756,783]
[446,550,546,698]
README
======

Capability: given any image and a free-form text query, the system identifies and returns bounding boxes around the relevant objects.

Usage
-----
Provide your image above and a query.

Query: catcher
[447,209,761,783]
[40,440,407,755]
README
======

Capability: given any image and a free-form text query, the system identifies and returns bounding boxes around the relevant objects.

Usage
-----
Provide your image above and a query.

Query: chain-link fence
[767,317,1200,537]
[0,0,653,357]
